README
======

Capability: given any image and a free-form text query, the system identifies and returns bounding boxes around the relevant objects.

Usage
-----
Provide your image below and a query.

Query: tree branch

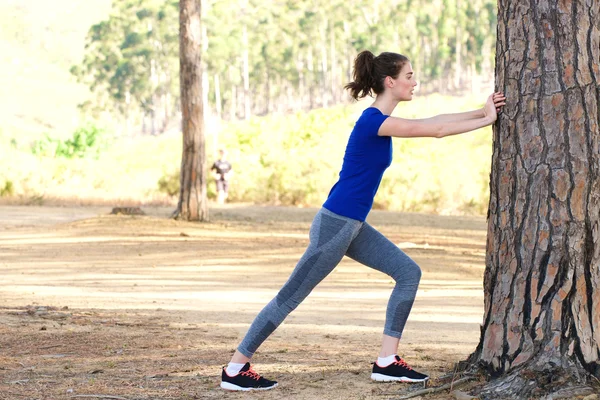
[385,376,476,400]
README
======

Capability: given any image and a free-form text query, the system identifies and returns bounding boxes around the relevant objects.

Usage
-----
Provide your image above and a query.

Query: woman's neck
[370,95,400,116]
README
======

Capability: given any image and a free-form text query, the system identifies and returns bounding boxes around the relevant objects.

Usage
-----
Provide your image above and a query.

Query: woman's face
[391,62,418,101]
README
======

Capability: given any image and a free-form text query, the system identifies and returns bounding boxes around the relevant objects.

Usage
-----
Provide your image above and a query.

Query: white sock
[377,354,398,367]
[225,362,246,376]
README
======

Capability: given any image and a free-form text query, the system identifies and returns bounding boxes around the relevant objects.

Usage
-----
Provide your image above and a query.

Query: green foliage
[71,0,497,125]
[0,180,14,197]
[32,124,108,159]
[71,0,179,120]
[157,170,179,197]
[30,134,55,157]
[157,169,217,199]
[57,124,106,158]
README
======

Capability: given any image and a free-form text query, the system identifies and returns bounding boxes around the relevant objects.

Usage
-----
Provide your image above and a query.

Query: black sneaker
[220,362,278,391]
[371,355,429,383]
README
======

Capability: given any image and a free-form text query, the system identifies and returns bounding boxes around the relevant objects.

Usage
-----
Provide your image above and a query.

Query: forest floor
[0,204,491,400]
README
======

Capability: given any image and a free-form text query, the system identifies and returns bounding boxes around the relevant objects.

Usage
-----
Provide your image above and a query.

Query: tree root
[467,362,598,400]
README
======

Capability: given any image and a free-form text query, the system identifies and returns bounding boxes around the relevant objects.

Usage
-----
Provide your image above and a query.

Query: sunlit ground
[0,204,487,399]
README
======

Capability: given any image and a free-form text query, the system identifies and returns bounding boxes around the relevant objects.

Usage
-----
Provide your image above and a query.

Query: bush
[31,123,108,159]
[0,180,14,197]
[31,133,57,156]
[157,170,217,199]
[157,170,179,197]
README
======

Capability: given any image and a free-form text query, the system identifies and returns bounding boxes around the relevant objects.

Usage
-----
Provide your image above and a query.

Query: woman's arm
[378,92,505,139]
[415,109,484,124]
[378,114,493,139]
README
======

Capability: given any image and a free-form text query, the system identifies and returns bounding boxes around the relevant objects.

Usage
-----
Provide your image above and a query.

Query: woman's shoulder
[357,107,388,125]
[362,107,384,116]
[355,107,383,123]
[350,107,389,138]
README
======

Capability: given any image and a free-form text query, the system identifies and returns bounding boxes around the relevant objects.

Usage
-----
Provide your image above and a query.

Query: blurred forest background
[1,0,498,215]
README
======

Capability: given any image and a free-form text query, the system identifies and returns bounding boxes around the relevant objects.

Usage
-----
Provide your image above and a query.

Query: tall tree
[71,0,179,135]
[175,0,208,221]
[469,1,600,398]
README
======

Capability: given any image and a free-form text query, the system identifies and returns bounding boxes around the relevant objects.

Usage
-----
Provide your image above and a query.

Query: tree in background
[73,0,498,134]
[71,0,179,136]
[468,1,600,398]
[175,0,208,222]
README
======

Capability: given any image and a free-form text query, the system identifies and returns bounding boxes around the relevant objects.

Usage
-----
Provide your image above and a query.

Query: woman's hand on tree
[484,92,506,123]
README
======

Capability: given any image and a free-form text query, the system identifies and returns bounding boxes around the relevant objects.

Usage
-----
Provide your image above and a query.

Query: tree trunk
[307,46,315,109]
[214,73,221,121]
[469,1,600,398]
[228,62,237,120]
[343,21,352,85]
[296,53,305,111]
[162,91,170,133]
[175,0,208,222]
[319,18,328,108]
[264,66,271,115]
[454,0,462,90]
[201,22,210,122]
[150,107,156,136]
[242,24,251,120]
[213,73,222,158]
[330,23,337,103]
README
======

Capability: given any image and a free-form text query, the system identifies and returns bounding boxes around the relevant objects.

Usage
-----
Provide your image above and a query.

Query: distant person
[220,50,506,391]
[211,149,232,204]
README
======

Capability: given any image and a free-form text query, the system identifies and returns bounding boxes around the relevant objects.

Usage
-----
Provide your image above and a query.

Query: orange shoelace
[393,358,413,370]
[240,366,261,381]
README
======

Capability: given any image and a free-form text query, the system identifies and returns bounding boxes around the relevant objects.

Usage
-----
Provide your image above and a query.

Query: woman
[220,50,506,391]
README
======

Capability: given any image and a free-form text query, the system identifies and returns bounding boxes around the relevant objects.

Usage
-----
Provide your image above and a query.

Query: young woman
[220,50,506,391]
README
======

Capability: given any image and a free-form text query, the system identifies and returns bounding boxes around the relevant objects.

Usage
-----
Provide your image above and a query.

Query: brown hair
[344,51,410,100]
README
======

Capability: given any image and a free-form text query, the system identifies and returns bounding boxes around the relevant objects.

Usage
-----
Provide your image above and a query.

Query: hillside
[0,0,112,143]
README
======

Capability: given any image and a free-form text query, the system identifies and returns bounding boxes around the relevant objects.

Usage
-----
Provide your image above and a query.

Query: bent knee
[391,260,421,283]
[413,264,422,282]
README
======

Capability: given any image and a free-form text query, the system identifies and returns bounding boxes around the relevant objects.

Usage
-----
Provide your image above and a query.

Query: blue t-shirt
[323,107,391,221]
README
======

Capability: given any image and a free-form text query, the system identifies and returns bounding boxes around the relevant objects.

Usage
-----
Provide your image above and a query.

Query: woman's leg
[345,223,427,382]
[235,208,362,359]
[345,223,422,356]
[379,336,400,358]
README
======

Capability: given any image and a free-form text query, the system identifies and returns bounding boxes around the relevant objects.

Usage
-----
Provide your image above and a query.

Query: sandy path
[0,205,487,399]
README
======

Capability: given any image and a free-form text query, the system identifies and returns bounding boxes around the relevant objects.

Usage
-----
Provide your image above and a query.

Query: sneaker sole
[220,381,278,391]
[371,373,429,383]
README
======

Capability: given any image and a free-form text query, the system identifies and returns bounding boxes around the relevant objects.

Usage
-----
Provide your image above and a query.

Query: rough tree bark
[175,0,208,221]
[468,1,600,398]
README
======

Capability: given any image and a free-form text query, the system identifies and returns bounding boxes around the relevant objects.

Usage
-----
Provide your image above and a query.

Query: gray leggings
[238,208,422,358]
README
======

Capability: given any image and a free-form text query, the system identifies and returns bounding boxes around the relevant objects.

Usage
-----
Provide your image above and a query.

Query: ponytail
[345,50,377,100]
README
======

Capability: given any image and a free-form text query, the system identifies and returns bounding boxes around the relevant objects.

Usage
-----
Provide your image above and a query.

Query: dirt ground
[0,204,490,400]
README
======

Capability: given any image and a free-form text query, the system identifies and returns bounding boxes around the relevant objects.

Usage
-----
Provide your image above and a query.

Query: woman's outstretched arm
[378,92,506,139]
[414,109,485,124]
